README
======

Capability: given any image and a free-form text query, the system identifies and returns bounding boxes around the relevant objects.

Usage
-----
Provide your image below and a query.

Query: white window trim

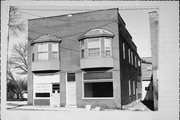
[51,42,59,60]
[37,43,49,61]
[87,38,101,58]
[104,38,112,57]
[82,72,114,99]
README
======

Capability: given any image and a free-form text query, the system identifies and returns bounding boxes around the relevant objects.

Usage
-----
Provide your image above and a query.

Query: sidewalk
[7,101,85,111]
[6,100,151,111]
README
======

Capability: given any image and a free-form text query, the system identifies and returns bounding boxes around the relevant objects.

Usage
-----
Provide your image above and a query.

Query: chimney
[148,11,158,70]
[148,11,159,111]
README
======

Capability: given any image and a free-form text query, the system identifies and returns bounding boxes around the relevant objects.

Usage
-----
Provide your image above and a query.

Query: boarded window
[84,72,112,80]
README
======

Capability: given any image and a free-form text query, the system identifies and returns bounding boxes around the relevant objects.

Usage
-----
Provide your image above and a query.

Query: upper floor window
[87,38,101,57]
[135,55,137,68]
[38,43,48,60]
[131,51,133,65]
[129,80,131,96]
[78,28,114,58]
[123,43,125,59]
[128,49,131,63]
[52,43,59,60]
[104,38,112,56]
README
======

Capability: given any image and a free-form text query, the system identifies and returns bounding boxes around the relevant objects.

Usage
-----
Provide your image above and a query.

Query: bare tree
[6,6,27,100]
[8,6,25,37]
[7,42,28,100]
[9,42,28,75]
[7,63,23,99]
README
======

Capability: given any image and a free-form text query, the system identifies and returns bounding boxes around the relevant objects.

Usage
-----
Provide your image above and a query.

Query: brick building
[27,8,141,109]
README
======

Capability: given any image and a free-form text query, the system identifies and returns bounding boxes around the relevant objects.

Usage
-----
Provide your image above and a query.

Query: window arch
[78,28,114,58]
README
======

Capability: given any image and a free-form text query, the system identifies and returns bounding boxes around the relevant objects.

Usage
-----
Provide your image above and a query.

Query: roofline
[28,8,119,21]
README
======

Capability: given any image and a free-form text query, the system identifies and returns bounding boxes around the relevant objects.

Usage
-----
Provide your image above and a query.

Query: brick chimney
[148,11,159,111]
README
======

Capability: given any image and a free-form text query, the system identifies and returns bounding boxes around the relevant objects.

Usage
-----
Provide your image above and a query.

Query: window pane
[52,84,60,93]
[52,43,58,52]
[129,80,131,96]
[105,50,111,56]
[84,72,112,80]
[81,49,84,58]
[67,73,75,82]
[38,43,48,52]
[128,49,131,63]
[88,38,100,48]
[52,52,58,59]
[88,48,100,57]
[104,38,111,48]
[38,43,48,60]
[123,43,125,59]
[81,40,85,49]
[131,52,133,65]
[104,38,111,56]
[38,53,48,60]
[84,82,113,97]
[32,53,34,61]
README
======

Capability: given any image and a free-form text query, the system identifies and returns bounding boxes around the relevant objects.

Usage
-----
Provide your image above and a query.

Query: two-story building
[27,8,141,109]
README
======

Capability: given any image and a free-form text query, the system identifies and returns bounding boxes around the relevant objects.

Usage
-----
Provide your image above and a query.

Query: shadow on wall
[144,76,153,101]
[142,75,154,110]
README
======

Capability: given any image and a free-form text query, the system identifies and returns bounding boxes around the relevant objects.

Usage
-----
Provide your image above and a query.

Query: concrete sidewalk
[6,100,151,111]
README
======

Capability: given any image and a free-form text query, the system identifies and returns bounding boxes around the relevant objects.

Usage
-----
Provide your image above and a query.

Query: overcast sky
[9,5,156,57]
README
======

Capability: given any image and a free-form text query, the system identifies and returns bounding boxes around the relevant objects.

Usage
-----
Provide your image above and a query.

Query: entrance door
[66,73,76,106]
[50,83,60,107]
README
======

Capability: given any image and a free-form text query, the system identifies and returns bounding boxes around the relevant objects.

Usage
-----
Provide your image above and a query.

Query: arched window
[78,28,114,58]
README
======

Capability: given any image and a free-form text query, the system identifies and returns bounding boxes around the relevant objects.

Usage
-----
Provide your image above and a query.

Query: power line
[19,10,116,23]
[19,11,43,18]
[20,7,159,11]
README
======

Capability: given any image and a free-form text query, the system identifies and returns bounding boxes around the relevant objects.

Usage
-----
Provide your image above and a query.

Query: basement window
[83,71,113,98]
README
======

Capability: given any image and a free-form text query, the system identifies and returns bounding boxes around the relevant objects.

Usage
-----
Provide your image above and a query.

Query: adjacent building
[141,57,153,101]
[27,8,141,109]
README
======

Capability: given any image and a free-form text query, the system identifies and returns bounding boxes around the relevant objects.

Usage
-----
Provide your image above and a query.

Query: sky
[9,5,156,58]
